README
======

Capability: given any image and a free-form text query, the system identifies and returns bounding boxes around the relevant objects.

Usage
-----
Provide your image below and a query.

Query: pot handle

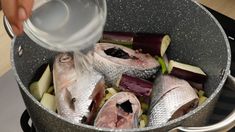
[20,110,35,132]
[3,16,14,39]
[170,74,235,132]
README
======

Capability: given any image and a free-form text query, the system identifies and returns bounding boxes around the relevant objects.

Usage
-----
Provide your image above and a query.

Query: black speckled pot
[9,0,233,131]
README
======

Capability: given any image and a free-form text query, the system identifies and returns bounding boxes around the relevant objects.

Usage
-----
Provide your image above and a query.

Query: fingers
[1,0,34,36]
[12,25,22,36]
[18,7,27,21]
[19,0,34,19]
[1,0,18,25]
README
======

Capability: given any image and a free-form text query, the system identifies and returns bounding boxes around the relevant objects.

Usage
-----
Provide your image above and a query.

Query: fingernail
[18,7,27,20]
[12,25,21,36]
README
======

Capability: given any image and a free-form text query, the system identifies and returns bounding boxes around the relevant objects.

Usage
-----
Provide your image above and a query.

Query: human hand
[1,0,34,36]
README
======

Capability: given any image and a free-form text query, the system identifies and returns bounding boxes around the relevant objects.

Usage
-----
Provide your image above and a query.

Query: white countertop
[0,71,25,132]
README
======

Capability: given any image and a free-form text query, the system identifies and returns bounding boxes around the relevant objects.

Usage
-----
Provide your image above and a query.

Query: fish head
[53,53,106,125]
[53,53,77,92]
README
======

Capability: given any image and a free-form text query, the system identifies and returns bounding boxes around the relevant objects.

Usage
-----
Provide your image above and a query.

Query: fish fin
[65,88,76,111]
[89,78,105,107]
[86,78,105,125]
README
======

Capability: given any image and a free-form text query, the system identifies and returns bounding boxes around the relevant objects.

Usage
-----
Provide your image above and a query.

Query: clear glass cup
[24,0,107,52]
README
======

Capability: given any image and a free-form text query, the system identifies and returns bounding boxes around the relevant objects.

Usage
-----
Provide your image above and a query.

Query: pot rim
[10,0,231,131]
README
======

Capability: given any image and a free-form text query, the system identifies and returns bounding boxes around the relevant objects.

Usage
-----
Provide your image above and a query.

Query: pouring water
[23,0,107,74]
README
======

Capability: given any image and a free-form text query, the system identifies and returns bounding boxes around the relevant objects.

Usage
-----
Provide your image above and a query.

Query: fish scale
[94,43,160,86]
[148,76,199,126]
[93,55,129,85]
[53,53,105,124]
[68,71,104,122]
[150,75,189,108]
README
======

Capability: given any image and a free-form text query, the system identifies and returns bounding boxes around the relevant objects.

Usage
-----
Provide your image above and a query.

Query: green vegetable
[156,56,168,74]
[199,96,207,105]
[198,90,205,98]
[40,93,56,112]
[30,65,52,101]
[141,103,149,112]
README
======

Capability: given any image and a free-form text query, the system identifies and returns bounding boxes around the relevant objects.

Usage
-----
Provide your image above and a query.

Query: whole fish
[53,53,105,125]
[148,75,199,126]
[94,92,142,129]
[93,43,160,86]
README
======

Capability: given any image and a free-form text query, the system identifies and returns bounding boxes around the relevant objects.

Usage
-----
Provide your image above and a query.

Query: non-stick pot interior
[12,0,230,131]
[104,0,230,96]
[14,0,230,96]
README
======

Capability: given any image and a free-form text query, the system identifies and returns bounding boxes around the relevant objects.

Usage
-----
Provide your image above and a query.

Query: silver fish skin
[148,75,199,126]
[53,53,105,124]
[94,92,141,129]
[94,43,160,86]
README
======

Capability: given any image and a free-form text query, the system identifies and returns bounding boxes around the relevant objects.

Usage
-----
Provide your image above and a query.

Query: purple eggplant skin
[188,81,204,90]
[169,67,207,83]
[117,74,153,97]
[100,32,134,48]
[100,32,171,56]
[133,33,171,56]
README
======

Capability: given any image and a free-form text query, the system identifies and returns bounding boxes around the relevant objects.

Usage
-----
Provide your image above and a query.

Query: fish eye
[59,54,72,63]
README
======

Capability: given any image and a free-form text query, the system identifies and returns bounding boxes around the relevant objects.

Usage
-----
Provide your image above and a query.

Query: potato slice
[40,93,56,112]
[139,120,146,128]
[105,88,118,95]
[30,65,52,100]
[99,88,118,108]
[156,56,168,74]
[139,114,148,128]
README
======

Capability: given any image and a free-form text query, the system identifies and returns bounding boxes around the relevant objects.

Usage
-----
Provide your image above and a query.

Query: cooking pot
[3,0,235,131]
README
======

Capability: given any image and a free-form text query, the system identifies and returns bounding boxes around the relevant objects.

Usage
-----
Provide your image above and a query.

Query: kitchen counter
[0,11,11,77]
[199,0,235,21]
[0,12,25,132]
[0,71,25,132]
